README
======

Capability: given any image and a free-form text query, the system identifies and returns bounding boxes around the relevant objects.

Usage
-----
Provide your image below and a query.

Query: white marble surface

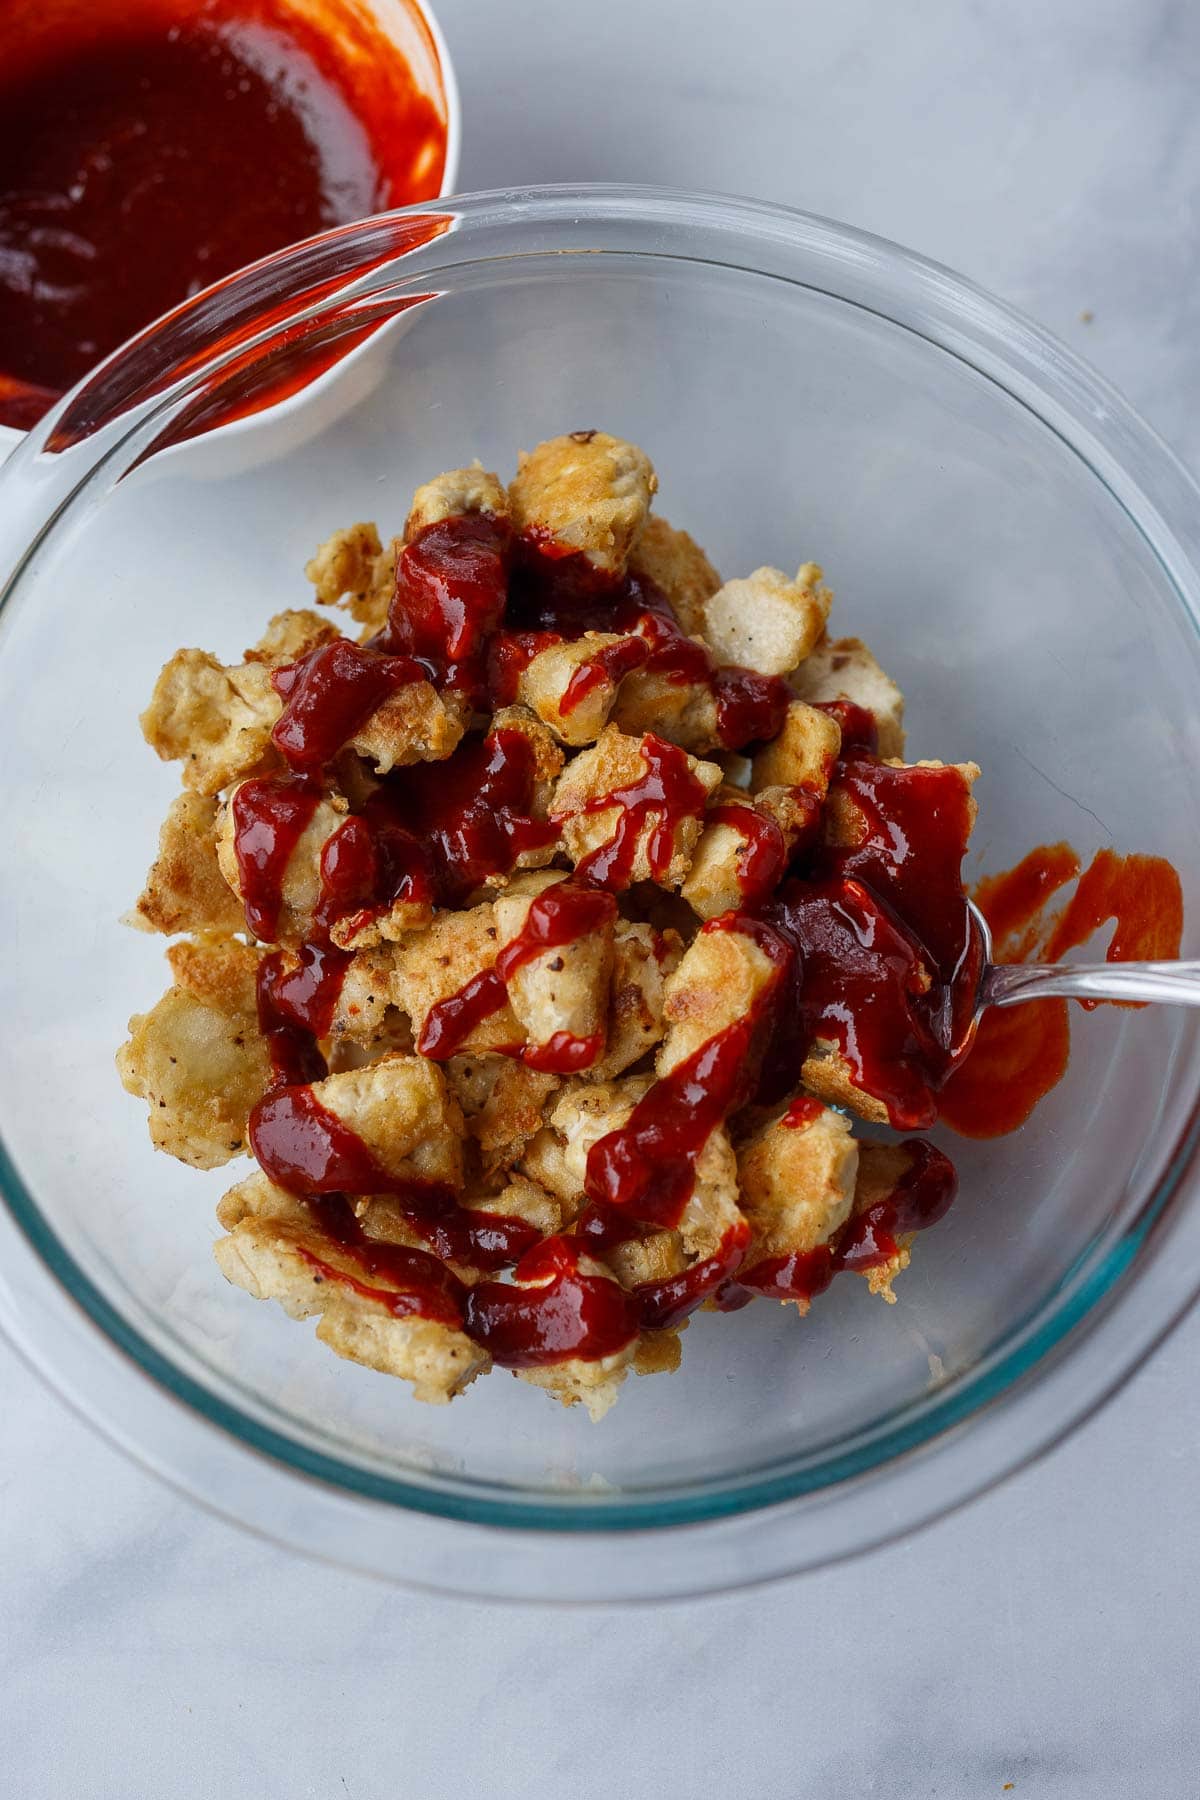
[5,0,1200,1792]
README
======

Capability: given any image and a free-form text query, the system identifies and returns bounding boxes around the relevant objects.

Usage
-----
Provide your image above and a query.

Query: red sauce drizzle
[385,513,511,703]
[292,1195,466,1329]
[465,1235,640,1368]
[256,943,347,1089]
[631,1222,750,1331]
[735,1141,957,1304]
[565,733,712,890]
[231,772,322,942]
[711,665,790,748]
[814,699,879,752]
[781,1094,824,1129]
[271,639,424,770]
[709,802,788,907]
[561,636,652,714]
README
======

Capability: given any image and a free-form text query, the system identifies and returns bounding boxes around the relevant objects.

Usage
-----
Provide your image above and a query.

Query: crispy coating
[213,1173,488,1402]
[588,920,682,1080]
[608,666,720,755]
[390,902,524,1054]
[517,634,634,746]
[404,464,509,540]
[486,705,565,875]
[509,1246,638,1420]
[328,944,405,1041]
[141,648,281,797]
[737,1104,859,1311]
[445,1055,560,1177]
[657,920,785,1077]
[789,635,906,759]
[493,872,614,1060]
[799,1042,892,1125]
[130,792,246,936]
[216,781,348,946]
[703,563,831,676]
[750,699,841,793]
[851,1141,922,1301]
[551,725,723,890]
[308,1055,465,1193]
[604,1227,686,1288]
[305,521,397,633]
[678,791,793,923]
[347,682,468,775]
[244,609,341,667]
[508,431,657,575]
[116,935,270,1168]
[628,515,720,636]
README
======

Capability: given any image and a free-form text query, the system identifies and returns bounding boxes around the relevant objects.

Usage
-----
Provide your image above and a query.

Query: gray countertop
[4,1,1199,1792]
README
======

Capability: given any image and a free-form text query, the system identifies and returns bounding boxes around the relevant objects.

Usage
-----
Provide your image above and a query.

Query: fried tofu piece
[851,1142,919,1301]
[306,1056,465,1193]
[244,609,341,667]
[129,792,246,936]
[789,635,906,759]
[445,1054,559,1176]
[141,648,281,797]
[216,781,348,946]
[214,1173,487,1403]
[703,563,831,676]
[462,1172,563,1241]
[800,1042,892,1125]
[510,1246,638,1420]
[508,431,657,576]
[404,463,508,539]
[588,920,682,1080]
[750,699,841,793]
[493,872,614,1062]
[305,521,397,633]
[486,705,565,876]
[516,634,640,746]
[628,515,721,636]
[608,665,720,755]
[657,918,786,1077]
[822,757,980,853]
[390,902,524,1055]
[328,944,405,1041]
[551,726,722,890]
[518,1125,579,1208]
[116,935,270,1168]
[737,1104,859,1311]
[348,682,468,775]
[603,1227,686,1288]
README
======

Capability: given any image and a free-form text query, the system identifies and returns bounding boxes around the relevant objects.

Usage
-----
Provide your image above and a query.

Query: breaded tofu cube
[823,757,980,851]
[737,1103,859,1311]
[348,681,469,775]
[551,726,722,890]
[129,792,246,936]
[487,704,566,875]
[244,609,341,667]
[305,521,397,634]
[404,463,509,539]
[327,944,405,1041]
[628,515,721,636]
[679,792,788,922]
[656,917,787,1077]
[116,935,271,1168]
[603,1226,687,1288]
[518,1126,580,1210]
[391,902,524,1055]
[608,665,720,755]
[508,430,657,576]
[214,1173,487,1402]
[788,635,906,759]
[141,648,281,797]
[750,699,841,793]
[216,780,349,946]
[588,920,683,1080]
[493,872,615,1062]
[703,563,831,676]
[301,1056,465,1193]
[516,633,644,746]
[444,1054,559,1176]
[851,1141,921,1301]
[799,1042,892,1126]
[508,1246,639,1420]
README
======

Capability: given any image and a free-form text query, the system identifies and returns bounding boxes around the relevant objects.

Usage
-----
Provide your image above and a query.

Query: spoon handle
[983,959,1200,1010]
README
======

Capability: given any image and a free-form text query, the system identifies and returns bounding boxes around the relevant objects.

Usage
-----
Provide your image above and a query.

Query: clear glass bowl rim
[1,184,1198,1595]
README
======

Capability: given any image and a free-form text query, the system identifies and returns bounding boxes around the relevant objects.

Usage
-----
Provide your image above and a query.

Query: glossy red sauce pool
[0,0,448,426]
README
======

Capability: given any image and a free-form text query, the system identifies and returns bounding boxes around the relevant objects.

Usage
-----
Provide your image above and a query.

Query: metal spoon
[968,899,1200,1018]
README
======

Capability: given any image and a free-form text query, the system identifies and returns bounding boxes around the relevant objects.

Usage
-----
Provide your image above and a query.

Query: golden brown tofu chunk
[444,1054,560,1177]
[304,1055,465,1194]
[788,635,906,759]
[305,521,397,634]
[737,1103,859,1311]
[493,872,615,1063]
[390,902,524,1055]
[129,792,246,936]
[404,464,509,539]
[799,1042,892,1125]
[216,781,349,946]
[588,920,682,1080]
[517,634,640,746]
[628,515,721,636]
[213,1174,488,1403]
[141,648,281,797]
[510,1247,639,1420]
[244,609,341,667]
[656,918,785,1077]
[850,1141,923,1302]
[703,563,831,676]
[608,665,721,755]
[508,431,657,576]
[551,725,722,890]
[116,935,271,1168]
[750,699,841,793]
[348,681,468,775]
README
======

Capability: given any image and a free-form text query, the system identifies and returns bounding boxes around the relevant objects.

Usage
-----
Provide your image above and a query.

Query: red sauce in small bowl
[0,0,450,427]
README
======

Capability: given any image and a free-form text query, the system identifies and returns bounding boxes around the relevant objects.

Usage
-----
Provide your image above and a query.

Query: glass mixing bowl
[1,187,1198,1603]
